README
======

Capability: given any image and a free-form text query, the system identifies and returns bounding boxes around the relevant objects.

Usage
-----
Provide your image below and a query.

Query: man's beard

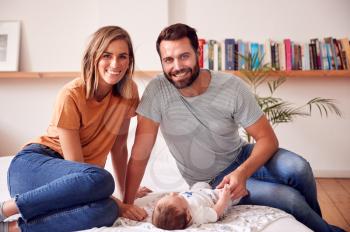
[164,62,200,89]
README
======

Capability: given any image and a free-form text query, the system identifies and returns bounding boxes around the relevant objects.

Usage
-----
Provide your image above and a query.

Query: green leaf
[238,52,342,137]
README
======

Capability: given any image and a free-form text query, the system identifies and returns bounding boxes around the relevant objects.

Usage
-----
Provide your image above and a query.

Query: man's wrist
[235,165,250,179]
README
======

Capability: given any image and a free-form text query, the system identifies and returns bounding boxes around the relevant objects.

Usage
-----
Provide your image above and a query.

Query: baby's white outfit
[180,182,241,225]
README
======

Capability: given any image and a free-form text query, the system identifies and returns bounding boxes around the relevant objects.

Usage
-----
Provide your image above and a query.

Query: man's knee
[245,182,308,216]
[293,157,313,179]
[274,149,313,177]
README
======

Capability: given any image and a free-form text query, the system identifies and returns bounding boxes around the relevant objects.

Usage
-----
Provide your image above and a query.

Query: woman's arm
[57,127,84,162]
[110,118,131,198]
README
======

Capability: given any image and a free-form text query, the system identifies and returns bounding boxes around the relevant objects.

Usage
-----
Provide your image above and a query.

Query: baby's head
[152,192,192,230]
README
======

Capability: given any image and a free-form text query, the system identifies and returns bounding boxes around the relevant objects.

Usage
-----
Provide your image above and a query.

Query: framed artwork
[0,21,21,71]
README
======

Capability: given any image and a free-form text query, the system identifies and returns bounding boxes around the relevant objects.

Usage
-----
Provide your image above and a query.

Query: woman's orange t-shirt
[30,77,139,167]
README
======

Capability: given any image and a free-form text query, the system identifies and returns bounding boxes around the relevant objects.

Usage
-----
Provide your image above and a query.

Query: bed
[0,153,312,232]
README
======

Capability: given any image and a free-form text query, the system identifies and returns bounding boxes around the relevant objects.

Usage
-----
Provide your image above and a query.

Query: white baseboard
[313,169,350,178]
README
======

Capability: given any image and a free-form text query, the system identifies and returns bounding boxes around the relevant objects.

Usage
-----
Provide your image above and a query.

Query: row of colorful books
[198,37,350,71]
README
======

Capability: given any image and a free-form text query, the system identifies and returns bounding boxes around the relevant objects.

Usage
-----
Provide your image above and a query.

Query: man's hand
[135,186,152,199]
[216,169,249,200]
[111,196,147,221]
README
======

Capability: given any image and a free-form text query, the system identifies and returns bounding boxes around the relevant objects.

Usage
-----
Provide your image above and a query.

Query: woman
[0,26,148,232]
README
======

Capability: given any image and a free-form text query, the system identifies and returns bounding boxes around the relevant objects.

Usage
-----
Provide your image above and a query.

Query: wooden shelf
[0,72,80,79]
[0,71,162,79]
[0,70,350,79]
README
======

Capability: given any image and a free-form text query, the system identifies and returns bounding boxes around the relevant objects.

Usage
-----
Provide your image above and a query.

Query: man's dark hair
[156,23,199,56]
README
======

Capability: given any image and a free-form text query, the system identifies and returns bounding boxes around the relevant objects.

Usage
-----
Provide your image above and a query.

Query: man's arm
[110,118,131,198]
[217,115,278,199]
[123,115,159,204]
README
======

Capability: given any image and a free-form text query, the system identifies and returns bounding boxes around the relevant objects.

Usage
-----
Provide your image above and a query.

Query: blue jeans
[209,144,344,232]
[7,143,119,232]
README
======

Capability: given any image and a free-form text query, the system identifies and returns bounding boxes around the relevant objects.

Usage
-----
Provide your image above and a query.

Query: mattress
[82,192,311,232]
[0,155,312,232]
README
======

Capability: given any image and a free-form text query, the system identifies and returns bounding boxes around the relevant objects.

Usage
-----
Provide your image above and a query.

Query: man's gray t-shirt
[136,70,263,186]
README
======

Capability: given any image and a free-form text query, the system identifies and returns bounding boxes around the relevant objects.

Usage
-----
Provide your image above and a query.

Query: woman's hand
[111,196,147,221]
[119,203,148,221]
[135,186,152,198]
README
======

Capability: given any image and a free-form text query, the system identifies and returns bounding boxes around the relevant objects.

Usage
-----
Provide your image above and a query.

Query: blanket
[83,192,294,232]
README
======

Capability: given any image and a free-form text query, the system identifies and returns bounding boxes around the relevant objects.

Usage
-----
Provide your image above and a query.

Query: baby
[152,182,241,230]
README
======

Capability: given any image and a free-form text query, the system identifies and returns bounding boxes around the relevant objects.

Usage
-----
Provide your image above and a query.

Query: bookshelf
[0,70,350,79]
[230,70,350,78]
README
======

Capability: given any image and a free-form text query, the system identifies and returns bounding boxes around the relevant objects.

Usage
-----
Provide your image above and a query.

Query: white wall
[0,0,349,177]
[169,0,350,41]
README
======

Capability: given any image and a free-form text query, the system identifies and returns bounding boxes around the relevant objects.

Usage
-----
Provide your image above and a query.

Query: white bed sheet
[0,155,311,232]
[83,192,312,232]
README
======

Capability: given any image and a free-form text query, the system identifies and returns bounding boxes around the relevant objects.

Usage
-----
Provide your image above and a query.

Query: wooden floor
[317,178,350,231]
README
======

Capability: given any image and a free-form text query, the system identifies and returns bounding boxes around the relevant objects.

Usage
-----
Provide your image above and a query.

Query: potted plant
[239,53,342,142]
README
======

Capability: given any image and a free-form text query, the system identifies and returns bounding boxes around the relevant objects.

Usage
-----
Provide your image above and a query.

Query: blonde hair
[81,26,135,99]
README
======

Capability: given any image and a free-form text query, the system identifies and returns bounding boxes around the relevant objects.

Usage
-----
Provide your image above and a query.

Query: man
[124,23,344,232]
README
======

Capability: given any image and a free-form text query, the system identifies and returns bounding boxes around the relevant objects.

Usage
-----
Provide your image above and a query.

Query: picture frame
[0,21,21,71]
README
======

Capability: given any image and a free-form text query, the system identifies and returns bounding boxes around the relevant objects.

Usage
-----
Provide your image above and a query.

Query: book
[341,50,348,70]
[218,42,223,70]
[310,43,318,70]
[274,43,280,70]
[250,42,259,69]
[207,40,216,70]
[310,39,322,70]
[279,41,286,70]
[271,42,276,69]
[295,44,302,70]
[237,39,245,70]
[213,42,219,71]
[224,39,235,70]
[203,43,209,69]
[244,42,251,69]
[234,43,239,70]
[321,42,329,70]
[337,39,348,70]
[198,39,206,68]
[284,39,292,71]
[340,38,350,70]
[324,37,337,70]
[333,39,344,69]
[301,44,308,70]
[220,40,226,71]
[324,42,333,70]
[309,44,314,70]
[264,39,272,67]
